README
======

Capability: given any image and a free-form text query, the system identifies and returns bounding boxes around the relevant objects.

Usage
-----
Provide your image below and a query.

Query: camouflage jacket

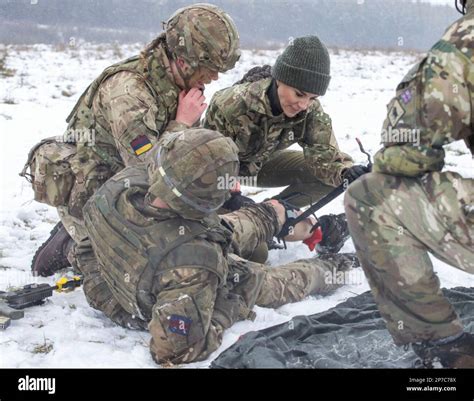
[204,78,353,187]
[374,4,474,177]
[66,39,188,169]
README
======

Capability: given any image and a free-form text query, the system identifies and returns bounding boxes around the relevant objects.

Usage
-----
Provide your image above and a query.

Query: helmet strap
[173,57,195,90]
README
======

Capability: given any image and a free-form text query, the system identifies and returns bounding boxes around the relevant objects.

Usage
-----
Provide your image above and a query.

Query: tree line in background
[0,0,459,50]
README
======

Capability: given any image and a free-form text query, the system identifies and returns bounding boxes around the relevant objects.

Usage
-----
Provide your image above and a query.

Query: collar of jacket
[267,78,283,115]
[246,77,313,124]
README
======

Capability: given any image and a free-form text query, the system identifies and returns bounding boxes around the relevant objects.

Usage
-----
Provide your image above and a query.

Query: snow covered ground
[0,43,472,368]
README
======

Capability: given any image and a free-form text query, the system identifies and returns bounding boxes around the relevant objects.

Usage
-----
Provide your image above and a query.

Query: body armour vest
[66,39,180,171]
[83,165,232,320]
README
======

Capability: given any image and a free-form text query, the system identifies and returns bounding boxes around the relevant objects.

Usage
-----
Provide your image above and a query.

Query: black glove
[221,191,255,212]
[342,165,371,184]
[316,213,350,254]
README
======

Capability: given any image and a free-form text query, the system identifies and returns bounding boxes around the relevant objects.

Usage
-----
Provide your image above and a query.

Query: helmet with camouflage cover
[147,129,240,220]
[165,3,240,73]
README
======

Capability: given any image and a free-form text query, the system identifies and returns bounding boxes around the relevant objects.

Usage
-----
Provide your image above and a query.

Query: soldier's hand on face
[176,89,207,127]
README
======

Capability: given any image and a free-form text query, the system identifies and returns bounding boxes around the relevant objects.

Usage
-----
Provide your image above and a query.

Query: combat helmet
[165,3,240,73]
[147,129,240,220]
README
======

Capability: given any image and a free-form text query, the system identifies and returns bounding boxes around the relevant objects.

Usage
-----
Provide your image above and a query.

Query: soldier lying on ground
[21,3,241,277]
[79,128,358,364]
[344,0,474,368]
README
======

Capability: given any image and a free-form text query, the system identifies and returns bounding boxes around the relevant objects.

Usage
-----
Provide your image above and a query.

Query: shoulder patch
[400,88,413,105]
[130,135,153,156]
[388,99,405,127]
[168,314,192,336]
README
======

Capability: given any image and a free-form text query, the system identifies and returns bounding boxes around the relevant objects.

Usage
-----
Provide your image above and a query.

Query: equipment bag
[20,137,76,207]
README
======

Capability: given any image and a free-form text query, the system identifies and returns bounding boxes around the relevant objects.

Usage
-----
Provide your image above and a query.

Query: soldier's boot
[412,332,474,368]
[317,252,360,270]
[315,213,350,255]
[31,221,74,277]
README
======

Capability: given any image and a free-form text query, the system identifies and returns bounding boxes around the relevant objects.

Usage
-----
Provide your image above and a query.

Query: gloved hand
[342,165,371,184]
[222,191,255,212]
[315,213,350,254]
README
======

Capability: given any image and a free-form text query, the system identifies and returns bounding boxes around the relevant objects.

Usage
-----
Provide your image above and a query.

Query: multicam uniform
[204,77,354,208]
[79,130,350,364]
[57,42,186,242]
[344,3,474,346]
[21,3,240,252]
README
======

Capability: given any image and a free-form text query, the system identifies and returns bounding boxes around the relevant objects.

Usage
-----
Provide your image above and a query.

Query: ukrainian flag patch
[130,135,153,156]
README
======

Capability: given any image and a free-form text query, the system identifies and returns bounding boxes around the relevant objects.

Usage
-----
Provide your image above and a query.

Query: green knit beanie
[272,35,331,96]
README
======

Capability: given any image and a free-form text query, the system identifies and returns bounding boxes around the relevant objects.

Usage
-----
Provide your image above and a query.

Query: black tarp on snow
[211,287,474,368]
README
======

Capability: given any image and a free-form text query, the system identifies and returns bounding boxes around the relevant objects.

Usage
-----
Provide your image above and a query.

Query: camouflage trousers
[57,205,89,244]
[344,171,474,346]
[255,149,336,208]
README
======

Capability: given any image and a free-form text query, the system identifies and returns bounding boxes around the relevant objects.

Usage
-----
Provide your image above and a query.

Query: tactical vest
[83,165,231,320]
[66,41,180,171]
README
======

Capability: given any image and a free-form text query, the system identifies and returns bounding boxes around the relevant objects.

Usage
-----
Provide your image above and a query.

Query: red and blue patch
[130,135,153,156]
[168,314,192,336]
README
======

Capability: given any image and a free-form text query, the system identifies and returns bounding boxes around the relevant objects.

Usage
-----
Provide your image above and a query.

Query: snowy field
[0,43,472,368]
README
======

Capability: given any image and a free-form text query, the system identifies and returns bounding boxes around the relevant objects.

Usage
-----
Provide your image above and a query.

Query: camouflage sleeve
[204,91,260,175]
[421,43,472,147]
[94,71,188,167]
[204,92,253,151]
[148,267,222,364]
[299,101,353,187]
[220,202,281,259]
[147,240,236,364]
[374,26,473,176]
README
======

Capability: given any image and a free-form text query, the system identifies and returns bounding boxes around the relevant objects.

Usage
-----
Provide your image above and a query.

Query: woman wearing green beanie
[204,35,368,212]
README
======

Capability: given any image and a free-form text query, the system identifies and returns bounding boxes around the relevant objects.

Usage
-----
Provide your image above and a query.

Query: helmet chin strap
[174,57,196,91]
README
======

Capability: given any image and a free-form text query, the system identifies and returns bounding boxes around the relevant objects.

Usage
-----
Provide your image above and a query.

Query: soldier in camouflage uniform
[344,0,474,368]
[204,35,370,209]
[21,3,240,277]
[80,128,357,365]
[204,36,369,257]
